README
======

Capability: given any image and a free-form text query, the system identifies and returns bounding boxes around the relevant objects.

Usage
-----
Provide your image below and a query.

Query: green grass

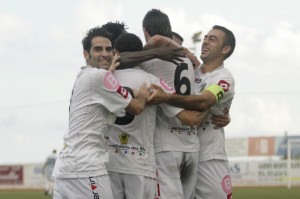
[0,187,299,199]
[233,187,300,199]
[0,190,48,199]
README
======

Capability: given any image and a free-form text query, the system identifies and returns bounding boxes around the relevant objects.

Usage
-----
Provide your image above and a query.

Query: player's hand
[183,47,201,69]
[109,54,120,72]
[135,82,151,102]
[147,83,168,105]
[156,47,185,66]
[211,107,231,129]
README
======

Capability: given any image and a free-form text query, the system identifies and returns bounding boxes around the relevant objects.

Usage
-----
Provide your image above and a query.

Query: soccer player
[52,27,150,199]
[149,25,236,199]
[101,21,186,70]
[172,31,184,45]
[108,32,205,199]
[139,9,202,199]
[42,149,57,196]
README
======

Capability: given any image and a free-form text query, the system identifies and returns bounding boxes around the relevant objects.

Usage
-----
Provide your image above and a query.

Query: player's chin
[98,63,110,70]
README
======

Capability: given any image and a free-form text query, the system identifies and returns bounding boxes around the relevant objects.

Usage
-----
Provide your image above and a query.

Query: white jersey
[53,65,132,178]
[194,64,235,162]
[108,67,183,178]
[44,153,57,179]
[140,58,199,153]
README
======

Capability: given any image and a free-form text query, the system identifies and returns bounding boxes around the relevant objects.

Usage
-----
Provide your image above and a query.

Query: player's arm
[144,35,200,68]
[144,35,175,49]
[148,84,224,112]
[115,47,184,70]
[125,83,150,115]
[211,107,231,129]
[176,109,209,127]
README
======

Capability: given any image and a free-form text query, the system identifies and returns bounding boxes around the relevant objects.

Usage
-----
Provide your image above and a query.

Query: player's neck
[201,59,223,73]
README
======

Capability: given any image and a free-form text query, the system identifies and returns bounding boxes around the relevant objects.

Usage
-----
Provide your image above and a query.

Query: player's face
[200,29,226,62]
[84,36,113,69]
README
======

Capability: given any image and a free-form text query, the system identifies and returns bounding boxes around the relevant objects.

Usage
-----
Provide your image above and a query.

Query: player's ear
[83,50,90,60]
[143,28,151,42]
[222,45,231,56]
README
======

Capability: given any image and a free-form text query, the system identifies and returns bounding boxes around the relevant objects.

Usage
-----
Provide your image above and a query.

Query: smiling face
[84,36,113,69]
[200,29,230,63]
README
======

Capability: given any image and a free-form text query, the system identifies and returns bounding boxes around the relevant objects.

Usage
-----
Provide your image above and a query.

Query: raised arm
[116,47,185,70]
[144,35,200,68]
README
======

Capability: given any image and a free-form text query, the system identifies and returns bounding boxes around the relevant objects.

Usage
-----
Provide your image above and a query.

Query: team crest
[119,133,129,145]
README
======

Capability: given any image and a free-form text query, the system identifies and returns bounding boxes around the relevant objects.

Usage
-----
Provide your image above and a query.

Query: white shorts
[195,159,232,199]
[53,175,114,199]
[108,171,157,199]
[155,151,199,199]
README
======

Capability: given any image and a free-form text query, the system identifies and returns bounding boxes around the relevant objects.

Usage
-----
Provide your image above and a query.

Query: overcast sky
[1,0,299,164]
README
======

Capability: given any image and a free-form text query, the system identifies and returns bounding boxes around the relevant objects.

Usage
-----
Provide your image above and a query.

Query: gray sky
[1,0,299,164]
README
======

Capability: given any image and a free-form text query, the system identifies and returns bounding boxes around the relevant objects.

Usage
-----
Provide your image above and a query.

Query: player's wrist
[204,84,224,102]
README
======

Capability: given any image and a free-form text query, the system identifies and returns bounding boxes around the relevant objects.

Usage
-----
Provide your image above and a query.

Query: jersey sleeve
[209,69,235,103]
[91,69,132,115]
[208,69,235,114]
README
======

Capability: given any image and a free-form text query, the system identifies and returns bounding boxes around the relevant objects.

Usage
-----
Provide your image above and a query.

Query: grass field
[0,187,299,199]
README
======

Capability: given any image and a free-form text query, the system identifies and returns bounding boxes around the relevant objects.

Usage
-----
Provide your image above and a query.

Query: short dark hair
[101,21,127,47]
[82,26,113,52]
[212,25,236,59]
[172,31,184,43]
[114,33,143,53]
[143,9,172,38]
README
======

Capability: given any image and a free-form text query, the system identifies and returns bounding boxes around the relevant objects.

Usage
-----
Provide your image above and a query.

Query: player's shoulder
[115,67,149,76]
[81,66,108,78]
[212,66,234,80]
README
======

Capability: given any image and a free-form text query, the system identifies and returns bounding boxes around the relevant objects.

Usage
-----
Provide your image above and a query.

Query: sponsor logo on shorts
[218,80,230,92]
[222,175,232,195]
[89,177,99,199]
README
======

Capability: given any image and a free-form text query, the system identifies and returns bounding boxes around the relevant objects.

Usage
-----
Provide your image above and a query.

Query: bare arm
[144,35,174,50]
[116,47,185,70]
[144,35,201,68]
[148,83,223,112]
[176,109,209,127]
[211,107,231,129]
[125,83,150,115]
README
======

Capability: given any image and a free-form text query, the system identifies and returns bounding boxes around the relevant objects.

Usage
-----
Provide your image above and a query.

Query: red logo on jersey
[218,80,230,92]
[104,72,120,90]
[116,86,129,99]
[160,79,175,93]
